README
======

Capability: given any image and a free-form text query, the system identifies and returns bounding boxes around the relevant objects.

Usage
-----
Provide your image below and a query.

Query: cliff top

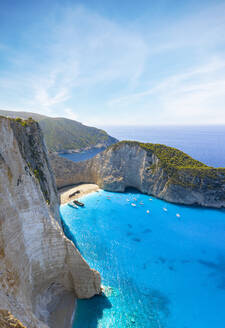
[109,141,225,184]
[0,109,118,152]
[0,115,56,205]
[0,115,36,126]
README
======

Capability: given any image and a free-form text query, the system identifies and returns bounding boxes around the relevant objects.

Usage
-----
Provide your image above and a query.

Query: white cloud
[1,2,225,125]
[107,57,225,125]
[0,5,149,118]
[146,2,225,56]
[63,108,78,121]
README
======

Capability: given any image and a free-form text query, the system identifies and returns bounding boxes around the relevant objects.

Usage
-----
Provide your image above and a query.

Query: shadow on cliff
[73,293,112,327]
[124,186,141,194]
[61,217,83,254]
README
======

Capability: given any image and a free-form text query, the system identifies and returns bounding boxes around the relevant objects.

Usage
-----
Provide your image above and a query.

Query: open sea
[60,190,225,328]
[60,125,225,167]
[59,125,225,328]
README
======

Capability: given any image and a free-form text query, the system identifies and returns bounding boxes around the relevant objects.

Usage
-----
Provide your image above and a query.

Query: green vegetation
[38,117,117,151]
[139,142,207,169]
[0,110,117,151]
[110,141,225,188]
[33,169,39,179]
[11,117,35,127]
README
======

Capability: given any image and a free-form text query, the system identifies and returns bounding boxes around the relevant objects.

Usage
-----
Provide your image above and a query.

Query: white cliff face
[50,142,225,208]
[0,117,101,328]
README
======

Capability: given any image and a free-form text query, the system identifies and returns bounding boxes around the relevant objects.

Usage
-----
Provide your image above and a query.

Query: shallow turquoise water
[60,190,225,328]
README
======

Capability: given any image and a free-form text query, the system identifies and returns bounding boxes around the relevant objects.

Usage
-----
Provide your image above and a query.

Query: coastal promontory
[0,109,118,152]
[50,141,225,208]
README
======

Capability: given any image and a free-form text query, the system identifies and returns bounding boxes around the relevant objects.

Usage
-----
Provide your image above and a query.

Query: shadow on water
[73,293,112,328]
[198,256,225,291]
[61,217,82,254]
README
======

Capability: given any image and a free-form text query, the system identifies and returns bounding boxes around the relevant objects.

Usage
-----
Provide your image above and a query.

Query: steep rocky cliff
[0,117,101,328]
[50,141,225,208]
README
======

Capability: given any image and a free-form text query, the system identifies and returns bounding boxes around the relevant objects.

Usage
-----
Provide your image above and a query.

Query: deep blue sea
[60,125,225,167]
[60,190,225,328]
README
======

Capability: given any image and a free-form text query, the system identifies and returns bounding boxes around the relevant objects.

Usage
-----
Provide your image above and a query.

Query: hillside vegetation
[0,109,117,151]
[110,141,225,185]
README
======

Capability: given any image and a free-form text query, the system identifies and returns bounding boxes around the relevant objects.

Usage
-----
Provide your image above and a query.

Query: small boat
[68,202,78,209]
[140,201,144,205]
[131,203,136,207]
[176,213,181,218]
[163,207,168,212]
[73,200,84,207]
[69,190,80,198]
[133,198,137,201]
[146,210,150,214]
[126,199,130,202]
[149,198,153,201]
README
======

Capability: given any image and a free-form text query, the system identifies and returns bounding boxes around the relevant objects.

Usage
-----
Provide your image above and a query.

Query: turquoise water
[60,190,225,328]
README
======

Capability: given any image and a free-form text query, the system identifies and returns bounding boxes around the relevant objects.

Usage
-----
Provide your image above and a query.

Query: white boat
[163,208,168,212]
[68,202,78,209]
[146,210,150,214]
[131,203,136,207]
[126,199,130,202]
[149,198,153,201]
[176,213,181,218]
[140,201,144,205]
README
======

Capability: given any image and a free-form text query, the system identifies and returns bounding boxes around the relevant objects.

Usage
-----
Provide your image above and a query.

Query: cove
[60,190,225,328]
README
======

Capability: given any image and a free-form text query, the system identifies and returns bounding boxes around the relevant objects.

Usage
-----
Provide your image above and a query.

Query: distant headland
[0,109,117,152]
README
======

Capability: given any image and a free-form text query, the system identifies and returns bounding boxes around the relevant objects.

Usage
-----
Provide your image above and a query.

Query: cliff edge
[0,117,101,328]
[0,109,118,152]
[50,141,225,208]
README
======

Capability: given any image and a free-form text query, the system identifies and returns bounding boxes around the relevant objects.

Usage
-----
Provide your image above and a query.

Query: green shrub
[109,141,225,187]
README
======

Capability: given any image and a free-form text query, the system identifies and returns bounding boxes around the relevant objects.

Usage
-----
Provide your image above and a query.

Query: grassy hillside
[0,109,117,151]
[110,141,225,186]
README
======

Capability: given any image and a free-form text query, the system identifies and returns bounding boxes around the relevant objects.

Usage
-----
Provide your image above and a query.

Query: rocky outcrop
[0,309,26,328]
[50,141,225,208]
[0,117,101,328]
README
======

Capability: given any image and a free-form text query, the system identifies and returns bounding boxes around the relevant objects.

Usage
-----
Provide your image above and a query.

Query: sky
[0,0,225,126]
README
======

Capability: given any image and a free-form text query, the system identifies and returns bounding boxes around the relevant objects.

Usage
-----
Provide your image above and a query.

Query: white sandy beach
[59,183,100,205]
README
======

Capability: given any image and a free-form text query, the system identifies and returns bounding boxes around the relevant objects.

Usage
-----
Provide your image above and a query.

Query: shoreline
[59,183,100,205]
[54,184,99,328]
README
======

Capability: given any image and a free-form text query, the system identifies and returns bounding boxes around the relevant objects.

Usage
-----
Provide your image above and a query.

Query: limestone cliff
[50,141,225,208]
[0,117,101,328]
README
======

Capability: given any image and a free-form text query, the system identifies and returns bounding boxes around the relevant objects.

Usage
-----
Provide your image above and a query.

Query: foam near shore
[59,183,99,204]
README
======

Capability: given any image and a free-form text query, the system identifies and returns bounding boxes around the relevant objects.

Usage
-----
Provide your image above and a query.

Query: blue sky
[0,0,225,126]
